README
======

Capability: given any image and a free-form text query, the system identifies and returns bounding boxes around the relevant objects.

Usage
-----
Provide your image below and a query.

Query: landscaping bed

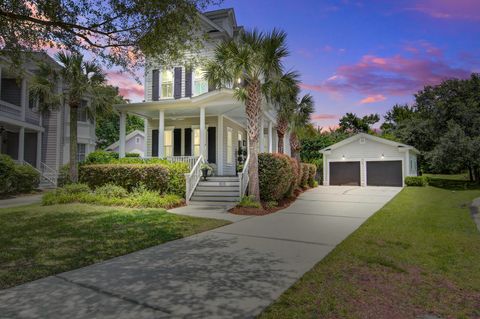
[259,186,480,319]
[0,203,229,289]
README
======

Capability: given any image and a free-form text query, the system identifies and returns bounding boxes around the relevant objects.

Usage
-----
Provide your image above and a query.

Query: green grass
[260,187,480,319]
[0,203,229,289]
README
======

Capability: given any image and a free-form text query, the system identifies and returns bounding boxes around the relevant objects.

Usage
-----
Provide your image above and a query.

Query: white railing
[165,156,198,170]
[184,155,205,204]
[40,162,58,186]
[238,154,250,198]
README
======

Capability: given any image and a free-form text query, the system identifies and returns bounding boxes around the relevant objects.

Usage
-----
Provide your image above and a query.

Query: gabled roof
[105,130,144,151]
[320,133,420,154]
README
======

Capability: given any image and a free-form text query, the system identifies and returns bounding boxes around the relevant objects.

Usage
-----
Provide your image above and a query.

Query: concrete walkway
[0,186,401,319]
[471,197,480,232]
[0,194,43,209]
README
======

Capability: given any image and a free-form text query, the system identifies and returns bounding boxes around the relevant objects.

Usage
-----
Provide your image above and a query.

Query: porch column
[20,79,27,121]
[217,115,224,175]
[158,110,165,158]
[119,112,126,158]
[36,131,42,168]
[259,118,265,153]
[200,106,206,158]
[18,127,25,162]
[143,118,148,157]
[268,121,273,153]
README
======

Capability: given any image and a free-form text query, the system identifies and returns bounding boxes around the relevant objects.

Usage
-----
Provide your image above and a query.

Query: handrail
[184,155,204,204]
[238,154,250,198]
[40,162,58,186]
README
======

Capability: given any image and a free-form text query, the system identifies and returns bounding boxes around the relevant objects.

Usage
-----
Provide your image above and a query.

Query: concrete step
[198,181,240,187]
[196,186,239,192]
[203,176,239,181]
[193,191,239,197]
[188,201,237,207]
[190,196,239,202]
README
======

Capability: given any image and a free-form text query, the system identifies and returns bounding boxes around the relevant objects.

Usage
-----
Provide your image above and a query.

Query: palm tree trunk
[290,132,301,162]
[276,118,288,154]
[69,103,79,183]
[246,81,261,202]
[277,130,285,153]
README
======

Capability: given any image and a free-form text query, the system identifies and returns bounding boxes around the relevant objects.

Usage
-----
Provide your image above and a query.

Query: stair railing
[184,155,204,204]
[238,154,250,198]
[40,162,58,187]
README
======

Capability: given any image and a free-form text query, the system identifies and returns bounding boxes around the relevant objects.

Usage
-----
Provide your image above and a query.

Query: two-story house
[0,53,96,186]
[115,8,291,204]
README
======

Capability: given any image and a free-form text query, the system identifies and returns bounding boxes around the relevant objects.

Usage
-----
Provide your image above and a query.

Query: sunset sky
[109,0,480,130]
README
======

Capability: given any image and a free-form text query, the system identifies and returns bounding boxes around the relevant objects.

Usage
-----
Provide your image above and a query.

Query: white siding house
[106,130,145,157]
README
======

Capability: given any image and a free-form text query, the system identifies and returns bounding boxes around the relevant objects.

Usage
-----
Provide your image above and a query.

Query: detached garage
[320,133,419,187]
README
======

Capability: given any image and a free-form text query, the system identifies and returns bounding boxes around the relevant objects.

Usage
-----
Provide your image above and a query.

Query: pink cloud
[107,71,144,102]
[302,54,471,96]
[408,0,480,20]
[311,113,338,120]
[360,94,386,104]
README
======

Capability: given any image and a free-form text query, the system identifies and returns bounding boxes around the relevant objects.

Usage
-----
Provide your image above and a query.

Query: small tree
[289,94,314,161]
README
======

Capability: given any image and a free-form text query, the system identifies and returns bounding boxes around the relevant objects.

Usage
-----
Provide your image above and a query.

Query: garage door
[330,162,361,186]
[366,161,402,187]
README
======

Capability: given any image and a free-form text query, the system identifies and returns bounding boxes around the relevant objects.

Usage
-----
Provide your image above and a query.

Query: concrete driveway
[0,186,401,319]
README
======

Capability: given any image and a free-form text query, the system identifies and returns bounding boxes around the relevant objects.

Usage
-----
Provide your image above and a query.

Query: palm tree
[205,29,289,201]
[30,52,112,182]
[289,94,314,161]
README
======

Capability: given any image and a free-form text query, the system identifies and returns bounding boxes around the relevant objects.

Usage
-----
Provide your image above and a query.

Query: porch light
[237,77,242,84]
[381,153,384,159]
[342,155,345,160]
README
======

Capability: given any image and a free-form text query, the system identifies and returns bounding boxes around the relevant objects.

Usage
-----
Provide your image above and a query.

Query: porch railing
[184,155,205,204]
[165,156,198,170]
[238,154,250,198]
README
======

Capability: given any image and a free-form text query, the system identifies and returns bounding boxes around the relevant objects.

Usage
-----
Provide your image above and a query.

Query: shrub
[125,152,140,157]
[286,157,300,197]
[57,164,72,187]
[303,163,317,187]
[12,164,40,193]
[238,195,261,208]
[84,150,118,164]
[405,176,428,187]
[259,153,295,201]
[166,162,189,197]
[0,154,16,194]
[299,163,309,188]
[264,201,278,209]
[95,183,128,198]
[61,183,91,194]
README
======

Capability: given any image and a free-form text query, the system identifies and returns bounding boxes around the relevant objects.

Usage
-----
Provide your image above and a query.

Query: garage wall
[323,137,410,186]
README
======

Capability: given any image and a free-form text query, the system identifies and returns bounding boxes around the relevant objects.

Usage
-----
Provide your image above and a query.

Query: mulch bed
[229,188,307,216]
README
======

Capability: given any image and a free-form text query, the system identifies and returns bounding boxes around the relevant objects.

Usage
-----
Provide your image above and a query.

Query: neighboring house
[115,8,290,204]
[105,130,145,157]
[0,53,96,186]
[320,133,419,187]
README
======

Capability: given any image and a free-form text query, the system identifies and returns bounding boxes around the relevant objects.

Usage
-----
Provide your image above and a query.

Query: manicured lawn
[260,187,480,319]
[424,172,470,181]
[0,203,229,289]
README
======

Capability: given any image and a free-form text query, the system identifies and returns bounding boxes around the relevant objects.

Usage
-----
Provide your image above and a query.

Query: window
[164,130,173,157]
[193,128,201,157]
[77,143,86,162]
[227,127,233,164]
[193,68,208,96]
[77,100,88,122]
[161,70,173,98]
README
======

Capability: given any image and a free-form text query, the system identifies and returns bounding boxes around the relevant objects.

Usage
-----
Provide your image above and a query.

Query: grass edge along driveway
[260,186,480,319]
[0,203,229,289]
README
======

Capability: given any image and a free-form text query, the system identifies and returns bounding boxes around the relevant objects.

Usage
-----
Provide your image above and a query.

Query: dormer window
[161,70,173,98]
[193,68,208,96]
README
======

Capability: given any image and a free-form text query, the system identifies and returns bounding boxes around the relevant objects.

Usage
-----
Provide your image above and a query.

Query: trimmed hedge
[79,162,188,197]
[287,157,300,196]
[0,154,39,194]
[304,163,317,187]
[84,150,118,164]
[0,154,15,194]
[405,176,428,187]
[259,153,296,201]
[299,163,309,188]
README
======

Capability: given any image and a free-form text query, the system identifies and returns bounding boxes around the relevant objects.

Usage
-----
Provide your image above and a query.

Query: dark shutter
[152,129,159,157]
[184,128,192,156]
[174,67,182,99]
[185,68,193,97]
[208,127,216,163]
[173,128,181,156]
[152,70,159,101]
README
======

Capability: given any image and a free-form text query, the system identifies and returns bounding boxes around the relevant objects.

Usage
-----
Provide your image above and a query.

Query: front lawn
[260,187,480,318]
[0,203,229,289]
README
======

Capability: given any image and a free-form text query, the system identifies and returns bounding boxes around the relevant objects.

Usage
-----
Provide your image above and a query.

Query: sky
[109,0,480,130]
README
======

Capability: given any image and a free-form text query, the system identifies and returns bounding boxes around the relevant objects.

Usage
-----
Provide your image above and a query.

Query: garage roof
[319,133,420,154]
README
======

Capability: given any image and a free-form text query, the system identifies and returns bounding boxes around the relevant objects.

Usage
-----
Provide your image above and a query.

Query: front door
[208,127,216,163]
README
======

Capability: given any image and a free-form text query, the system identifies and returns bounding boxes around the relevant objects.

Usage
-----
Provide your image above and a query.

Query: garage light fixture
[381,153,384,159]
[342,155,345,160]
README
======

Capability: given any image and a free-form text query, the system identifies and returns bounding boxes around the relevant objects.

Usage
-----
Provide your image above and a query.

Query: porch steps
[189,176,240,205]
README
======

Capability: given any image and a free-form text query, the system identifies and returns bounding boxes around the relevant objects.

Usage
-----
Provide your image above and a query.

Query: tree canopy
[338,112,380,133]
[0,0,218,70]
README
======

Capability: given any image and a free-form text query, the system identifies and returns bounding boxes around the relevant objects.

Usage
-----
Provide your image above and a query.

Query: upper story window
[193,68,208,96]
[161,70,173,98]
[1,78,22,106]
[77,100,88,122]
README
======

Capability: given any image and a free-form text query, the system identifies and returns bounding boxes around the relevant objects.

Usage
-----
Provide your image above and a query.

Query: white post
[158,110,165,158]
[259,119,265,153]
[268,121,273,153]
[36,131,42,168]
[20,79,27,121]
[200,106,206,158]
[18,127,25,162]
[217,115,224,175]
[119,112,126,158]
[143,118,148,157]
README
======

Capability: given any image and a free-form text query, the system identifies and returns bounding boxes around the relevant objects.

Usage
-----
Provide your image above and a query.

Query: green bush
[61,183,91,194]
[84,150,118,164]
[286,157,300,197]
[165,162,189,197]
[264,201,278,209]
[303,163,317,187]
[125,152,140,157]
[0,154,16,194]
[259,153,295,201]
[238,195,261,208]
[299,163,309,188]
[57,164,72,187]
[95,183,128,198]
[12,164,40,193]
[405,176,428,187]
